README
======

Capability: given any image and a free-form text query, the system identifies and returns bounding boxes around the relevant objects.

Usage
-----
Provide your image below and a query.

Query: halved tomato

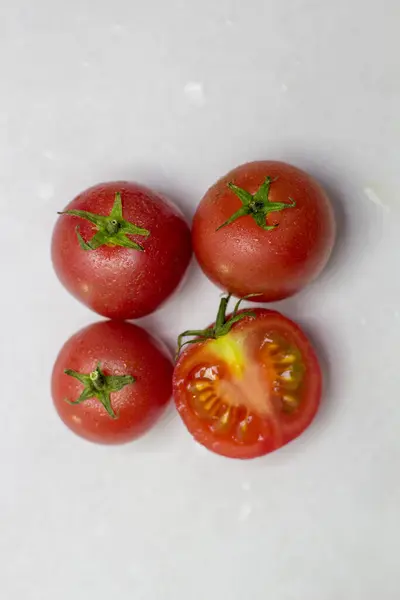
[173,296,322,459]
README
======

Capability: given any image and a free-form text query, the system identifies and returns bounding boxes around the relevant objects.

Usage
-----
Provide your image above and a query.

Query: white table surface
[1,1,399,599]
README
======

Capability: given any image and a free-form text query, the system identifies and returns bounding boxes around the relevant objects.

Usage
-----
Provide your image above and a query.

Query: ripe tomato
[52,182,192,319]
[192,161,335,302]
[52,320,173,444]
[173,295,322,459]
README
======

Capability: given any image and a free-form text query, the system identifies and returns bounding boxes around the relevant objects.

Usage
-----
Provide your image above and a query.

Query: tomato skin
[192,161,335,302]
[52,182,192,319]
[173,309,322,459]
[52,320,173,444]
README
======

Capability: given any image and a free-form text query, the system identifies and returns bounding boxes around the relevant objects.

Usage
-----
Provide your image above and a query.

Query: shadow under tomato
[295,315,347,443]
[305,164,374,287]
[310,174,353,286]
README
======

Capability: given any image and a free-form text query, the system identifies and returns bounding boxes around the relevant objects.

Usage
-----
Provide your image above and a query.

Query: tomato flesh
[173,310,321,459]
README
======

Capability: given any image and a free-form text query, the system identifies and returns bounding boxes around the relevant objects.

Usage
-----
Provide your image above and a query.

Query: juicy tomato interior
[173,311,321,459]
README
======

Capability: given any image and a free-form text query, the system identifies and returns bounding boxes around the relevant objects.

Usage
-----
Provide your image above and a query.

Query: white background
[1,1,399,598]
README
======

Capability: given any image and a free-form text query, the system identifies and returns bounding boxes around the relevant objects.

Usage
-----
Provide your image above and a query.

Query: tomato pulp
[173,298,322,459]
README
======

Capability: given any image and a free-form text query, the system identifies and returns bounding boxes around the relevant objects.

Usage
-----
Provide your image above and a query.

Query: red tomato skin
[192,161,336,302]
[52,320,173,444]
[173,309,322,459]
[52,182,192,319]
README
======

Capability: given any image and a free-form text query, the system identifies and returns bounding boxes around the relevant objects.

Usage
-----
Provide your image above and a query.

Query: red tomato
[173,296,321,459]
[52,320,173,444]
[52,182,192,319]
[192,161,335,302]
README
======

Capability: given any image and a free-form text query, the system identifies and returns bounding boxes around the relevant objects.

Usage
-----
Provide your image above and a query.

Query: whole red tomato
[173,295,321,459]
[52,320,173,444]
[192,161,335,302]
[52,182,192,319]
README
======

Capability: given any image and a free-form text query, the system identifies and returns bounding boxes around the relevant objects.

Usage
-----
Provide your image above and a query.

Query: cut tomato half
[173,307,322,459]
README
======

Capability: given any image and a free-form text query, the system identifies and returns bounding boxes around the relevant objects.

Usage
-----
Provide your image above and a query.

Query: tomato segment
[173,306,322,459]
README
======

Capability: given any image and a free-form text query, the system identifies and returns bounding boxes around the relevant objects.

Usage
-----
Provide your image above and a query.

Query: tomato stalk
[63,363,135,419]
[216,176,296,231]
[58,192,150,251]
[176,294,259,357]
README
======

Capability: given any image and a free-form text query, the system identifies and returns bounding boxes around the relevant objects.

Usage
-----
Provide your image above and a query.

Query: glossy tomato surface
[192,161,335,302]
[52,181,192,319]
[52,320,173,444]
[173,309,322,459]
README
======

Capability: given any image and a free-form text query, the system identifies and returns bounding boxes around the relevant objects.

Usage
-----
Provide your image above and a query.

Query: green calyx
[217,176,296,231]
[63,363,135,419]
[176,293,259,357]
[58,192,150,251]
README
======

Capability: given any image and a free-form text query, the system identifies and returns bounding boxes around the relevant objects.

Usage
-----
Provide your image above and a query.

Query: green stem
[63,363,135,419]
[216,176,296,231]
[90,367,105,390]
[215,294,230,330]
[176,294,257,358]
[59,191,150,252]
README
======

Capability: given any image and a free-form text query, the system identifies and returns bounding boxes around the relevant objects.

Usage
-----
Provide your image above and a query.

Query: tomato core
[183,328,305,446]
